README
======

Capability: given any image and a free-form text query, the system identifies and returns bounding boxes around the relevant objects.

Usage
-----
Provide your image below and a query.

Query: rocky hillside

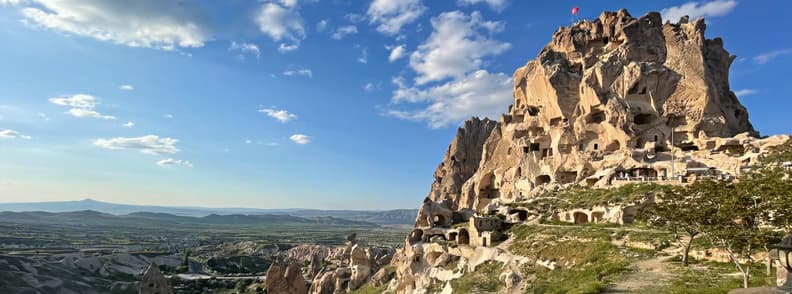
[378,9,791,294]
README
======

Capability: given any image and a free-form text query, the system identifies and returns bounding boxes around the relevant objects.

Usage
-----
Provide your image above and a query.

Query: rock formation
[139,262,173,294]
[266,259,308,294]
[308,235,394,294]
[386,9,791,294]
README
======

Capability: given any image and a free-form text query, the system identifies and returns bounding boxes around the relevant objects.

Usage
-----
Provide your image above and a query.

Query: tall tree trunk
[768,256,773,276]
[682,233,697,266]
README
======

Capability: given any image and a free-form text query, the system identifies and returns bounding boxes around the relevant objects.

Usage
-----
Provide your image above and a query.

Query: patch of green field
[450,261,505,293]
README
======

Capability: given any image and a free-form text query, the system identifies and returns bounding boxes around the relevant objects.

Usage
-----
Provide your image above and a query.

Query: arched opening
[432,215,447,227]
[593,143,599,150]
[516,167,522,178]
[573,212,589,224]
[408,229,423,244]
[448,232,458,241]
[513,209,528,222]
[535,175,551,186]
[591,211,605,223]
[482,237,489,247]
[457,229,470,245]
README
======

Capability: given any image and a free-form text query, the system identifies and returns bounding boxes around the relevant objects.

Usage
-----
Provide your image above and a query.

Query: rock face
[266,259,308,294]
[388,9,790,294]
[139,263,173,294]
[308,236,394,294]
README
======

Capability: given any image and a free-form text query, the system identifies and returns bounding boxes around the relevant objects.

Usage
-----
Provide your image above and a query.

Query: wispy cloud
[367,0,426,35]
[123,121,135,128]
[387,44,406,62]
[283,67,313,78]
[119,84,134,91]
[0,129,31,139]
[331,25,358,40]
[734,89,758,97]
[255,2,305,52]
[229,41,261,59]
[156,158,193,168]
[754,48,792,64]
[660,0,737,22]
[357,46,368,64]
[14,0,210,50]
[457,0,508,12]
[289,134,311,144]
[49,94,116,120]
[259,108,297,123]
[94,135,179,155]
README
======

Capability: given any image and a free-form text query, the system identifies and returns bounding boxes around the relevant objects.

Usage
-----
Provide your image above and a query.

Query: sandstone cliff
[386,9,790,294]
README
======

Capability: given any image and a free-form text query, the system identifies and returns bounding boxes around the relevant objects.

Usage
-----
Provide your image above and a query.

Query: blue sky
[0,0,790,209]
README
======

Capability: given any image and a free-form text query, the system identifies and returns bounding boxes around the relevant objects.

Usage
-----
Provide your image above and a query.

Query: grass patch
[656,260,773,294]
[450,261,505,293]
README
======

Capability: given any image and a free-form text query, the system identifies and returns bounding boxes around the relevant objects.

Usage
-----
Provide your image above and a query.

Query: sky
[0,0,791,210]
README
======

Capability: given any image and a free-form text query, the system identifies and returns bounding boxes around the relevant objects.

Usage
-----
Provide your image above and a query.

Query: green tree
[651,184,714,266]
[700,180,767,288]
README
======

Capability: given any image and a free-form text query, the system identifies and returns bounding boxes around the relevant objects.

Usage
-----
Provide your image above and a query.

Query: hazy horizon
[1,0,791,209]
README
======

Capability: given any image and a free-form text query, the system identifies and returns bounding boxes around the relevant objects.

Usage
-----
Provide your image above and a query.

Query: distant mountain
[0,210,380,228]
[0,199,419,225]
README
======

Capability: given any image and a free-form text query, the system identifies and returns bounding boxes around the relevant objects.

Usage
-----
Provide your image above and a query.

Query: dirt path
[605,255,674,293]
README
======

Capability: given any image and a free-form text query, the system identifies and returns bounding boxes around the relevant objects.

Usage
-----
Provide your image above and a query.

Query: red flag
[572,6,580,15]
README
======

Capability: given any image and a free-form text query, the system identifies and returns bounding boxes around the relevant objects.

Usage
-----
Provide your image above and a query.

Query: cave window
[535,175,551,186]
[654,135,658,142]
[639,87,647,95]
[593,143,599,150]
[587,111,605,124]
[527,106,540,116]
[507,147,512,155]
[634,113,655,125]
[603,38,609,45]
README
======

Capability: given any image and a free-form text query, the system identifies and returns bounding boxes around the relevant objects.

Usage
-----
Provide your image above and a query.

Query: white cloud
[345,13,366,23]
[279,0,298,8]
[67,108,116,120]
[1,0,25,4]
[363,82,381,92]
[16,0,209,50]
[37,112,49,121]
[387,70,512,128]
[119,84,134,91]
[49,94,97,108]
[660,0,738,22]
[0,129,31,139]
[754,48,792,64]
[367,0,426,35]
[259,108,297,123]
[457,0,508,12]
[49,94,115,120]
[123,121,135,128]
[156,158,193,168]
[316,19,328,32]
[94,135,179,155]
[255,2,304,52]
[734,89,757,97]
[164,114,174,119]
[244,139,253,144]
[283,67,313,78]
[409,11,510,85]
[358,47,368,64]
[229,41,261,59]
[289,134,311,144]
[278,43,299,53]
[331,25,358,40]
[388,44,406,62]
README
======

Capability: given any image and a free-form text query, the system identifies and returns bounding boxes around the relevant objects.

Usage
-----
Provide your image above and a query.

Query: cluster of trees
[649,140,792,288]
